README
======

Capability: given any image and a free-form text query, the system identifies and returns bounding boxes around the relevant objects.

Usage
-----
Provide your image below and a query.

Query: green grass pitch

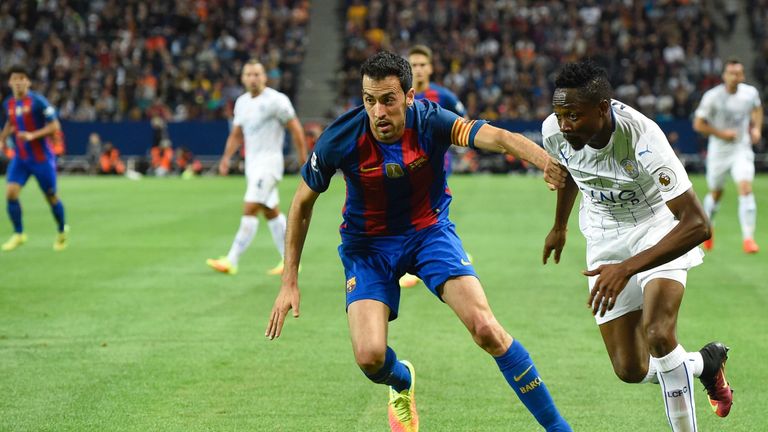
[1,174,765,431]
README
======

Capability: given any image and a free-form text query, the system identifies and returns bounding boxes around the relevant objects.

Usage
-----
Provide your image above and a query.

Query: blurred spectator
[150,139,173,177]
[175,146,202,177]
[0,1,310,121]
[99,142,126,175]
[86,132,103,174]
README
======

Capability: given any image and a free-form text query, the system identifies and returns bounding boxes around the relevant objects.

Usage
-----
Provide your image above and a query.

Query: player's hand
[16,131,33,142]
[218,159,230,176]
[719,129,737,142]
[543,156,567,190]
[265,284,301,340]
[542,228,567,264]
[583,263,631,317]
[750,126,761,145]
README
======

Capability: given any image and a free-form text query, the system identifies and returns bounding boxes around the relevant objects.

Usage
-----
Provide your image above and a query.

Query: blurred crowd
[340,0,727,122]
[748,0,768,100]
[0,0,310,121]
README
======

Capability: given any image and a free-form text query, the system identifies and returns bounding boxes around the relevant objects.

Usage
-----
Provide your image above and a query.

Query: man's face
[408,53,432,86]
[8,73,31,97]
[362,75,414,143]
[552,88,607,151]
[722,63,744,89]
[241,63,267,93]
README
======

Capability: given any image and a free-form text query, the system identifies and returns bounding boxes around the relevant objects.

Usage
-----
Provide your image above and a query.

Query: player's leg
[262,183,289,275]
[643,277,698,432]
[33,159,68,250]
[440,276,571,431]
[2,158,30,251]
[702,154,728,250]
[341,240,416,431]
[732,153,758,252]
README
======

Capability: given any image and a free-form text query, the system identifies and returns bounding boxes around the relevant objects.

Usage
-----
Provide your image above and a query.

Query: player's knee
[353,347,387,374]
[643,322,676,355]
[469,316,505,352]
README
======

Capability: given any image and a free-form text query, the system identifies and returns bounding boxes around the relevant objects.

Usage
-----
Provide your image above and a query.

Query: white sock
[267,213,286,259]
[738,193,757,239]
[227,215,259,266]
[653,345,697,432]
[703,193,719,224]
[642,351,703,384]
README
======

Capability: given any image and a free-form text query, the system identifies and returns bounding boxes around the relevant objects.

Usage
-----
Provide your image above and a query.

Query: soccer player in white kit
[541,62,732,431]
[207,60,307,275]
[693,59,762,253]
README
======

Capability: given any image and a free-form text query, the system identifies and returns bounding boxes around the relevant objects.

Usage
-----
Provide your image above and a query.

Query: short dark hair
[360,51,412,94]
[7,64,30,79]
[408,45,432,61]
[554,61,612,103]
[724,58,742,68]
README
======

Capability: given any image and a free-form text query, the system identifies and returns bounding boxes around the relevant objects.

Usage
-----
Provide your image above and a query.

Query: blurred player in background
[542,61,732,431]
[400,45,469,288]
[693,58,762,253]
[266,51,571,432]
[207,60,306,276]
[0,65,68,251]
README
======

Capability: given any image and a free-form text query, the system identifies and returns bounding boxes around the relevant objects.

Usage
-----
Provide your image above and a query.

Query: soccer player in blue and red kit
[0,65,68,251]
[265,51,572,431]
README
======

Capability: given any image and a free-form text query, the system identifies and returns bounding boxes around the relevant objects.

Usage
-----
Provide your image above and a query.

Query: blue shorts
[6,157,58,195]
[338,221,477,321]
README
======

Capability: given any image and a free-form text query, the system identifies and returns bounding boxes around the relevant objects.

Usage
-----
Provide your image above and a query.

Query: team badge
[620,159,639,179]
[310,152,319,172]
[385,163,405,178]
[346,276,357,293]
[653,167,677,192]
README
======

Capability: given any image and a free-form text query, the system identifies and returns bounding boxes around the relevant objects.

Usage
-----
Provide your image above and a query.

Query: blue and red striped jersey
[302,100,485,236]
[1,91,58,162]
[414,83,466,117]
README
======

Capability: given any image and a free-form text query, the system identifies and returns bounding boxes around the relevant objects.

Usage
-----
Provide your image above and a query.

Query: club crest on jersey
[654,167,677,192]
[385,163,405,178]
[620,159,639,179]
[346,276,357,293]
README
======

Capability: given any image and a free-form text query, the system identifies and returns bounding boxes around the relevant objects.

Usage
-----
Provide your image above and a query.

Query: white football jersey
[542,100,692,239]
[694,83,761,154]
[232,87,296,178]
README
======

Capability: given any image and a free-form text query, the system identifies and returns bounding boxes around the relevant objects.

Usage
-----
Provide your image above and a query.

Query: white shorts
[706,148,755,190]
[585,214,704,325]
[244,172,279,208]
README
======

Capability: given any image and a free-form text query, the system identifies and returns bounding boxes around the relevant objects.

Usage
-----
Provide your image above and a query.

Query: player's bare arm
[286,117,308,165]
[584,188,710,316]
[472,124,567,189]
[218,125,244,175]
[266,179,320,340]
[543,174,579,265]
[692,116,737,141]
[0,121,14,150]
[16,119,60,142]
[750,105,763,145]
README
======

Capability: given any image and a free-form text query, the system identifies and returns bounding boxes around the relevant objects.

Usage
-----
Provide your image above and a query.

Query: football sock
[267,213,286,258]
[738,193,756,240]
[363,346,411,392]
[7,199,22,233]
[50,200,66,232]
[226,215,258,266]
[494,339,571,431]
[703,194,719,224]
[653,345,697,432]
[642,351,703,384]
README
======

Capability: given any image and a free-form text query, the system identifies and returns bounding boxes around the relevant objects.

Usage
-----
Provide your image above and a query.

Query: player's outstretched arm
[218,125,244,176]
[750,105,763,145]
[286,118,308,165]
[543,174,578,265]
[693,116,736,142]
[265,179,320,340]
[17,119,61,142]
[0,122,13,150]
[472,124,567,189]
[584,188,710,317]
